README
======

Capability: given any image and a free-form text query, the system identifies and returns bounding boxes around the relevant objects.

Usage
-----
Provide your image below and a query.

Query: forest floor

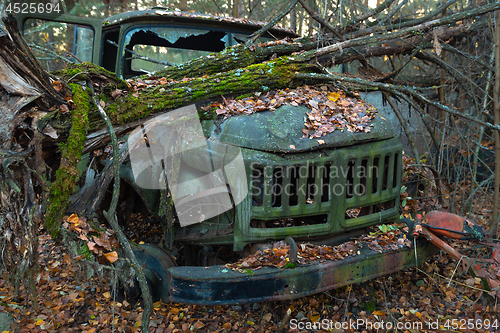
[0,156,499,333]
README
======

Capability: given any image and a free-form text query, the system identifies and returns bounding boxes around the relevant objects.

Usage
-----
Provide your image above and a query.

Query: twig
[246,0,298,45]
[379,0,409,26]
[413,267,448,297]
[468,45,495,208]
[95,98,153,333]
[375,47,419,82]
[26,43,73,63]
[64,52,83,64]
[389,0,459,31]
[442,43,495,73]
[447,256,464,288]
[432,271,490,293]
[112,270,116,332]
[107,39,174,67]
[344,0,397,31]
[382,279,401,332]
[277,305,292,332]
[382,91,421,163]
[210,0,225,15]
[390,90,441,155]
[342,286,352,322]
[414,47,487,96]
[297,0,342,40]
[491,9,500,236]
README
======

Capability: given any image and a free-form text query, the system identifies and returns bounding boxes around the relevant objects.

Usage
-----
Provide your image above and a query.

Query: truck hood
[211,104,395,153]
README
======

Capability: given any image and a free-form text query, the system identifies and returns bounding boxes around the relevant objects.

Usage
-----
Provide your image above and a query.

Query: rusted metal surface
[102,7,297,35]
[413,212,500,286]
[420,211,484,240]
[414,224,473,273]
[165,240,437,305]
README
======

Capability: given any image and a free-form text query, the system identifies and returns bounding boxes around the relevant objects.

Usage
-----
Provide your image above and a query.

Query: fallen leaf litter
[225,224,410,272]
[204,84,377,139]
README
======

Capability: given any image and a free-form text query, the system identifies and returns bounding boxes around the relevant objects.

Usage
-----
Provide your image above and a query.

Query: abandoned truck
[15,8,459,305]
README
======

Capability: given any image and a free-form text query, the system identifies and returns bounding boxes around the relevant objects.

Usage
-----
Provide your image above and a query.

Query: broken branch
[96,97,153,333]
[246,0,298,45]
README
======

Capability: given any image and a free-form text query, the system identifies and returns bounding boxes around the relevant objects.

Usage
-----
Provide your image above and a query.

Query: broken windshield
[123,26,227,74]
[122,26,274,74]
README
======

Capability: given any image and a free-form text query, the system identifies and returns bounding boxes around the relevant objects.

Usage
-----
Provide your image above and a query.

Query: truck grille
[251,163,331,208]
[248,143,401,229]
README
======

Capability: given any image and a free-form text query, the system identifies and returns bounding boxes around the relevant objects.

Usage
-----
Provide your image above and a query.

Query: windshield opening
[23,18,94,72]
[121,26,274,77]
[122,26,226,77]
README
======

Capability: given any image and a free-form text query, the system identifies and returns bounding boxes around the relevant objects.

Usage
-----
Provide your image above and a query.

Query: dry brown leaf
[104,251,119,263]
[192,320,205,330]
[42,124,59,139]
[87,241,97,253]
[52,80,63,92]
[67,214,80,224]
[78,234,89,241]
[273,248,288,257]
[69,292,79,301]
[59,104,69,114]
[93,234,112,251]
[110,89,123,100]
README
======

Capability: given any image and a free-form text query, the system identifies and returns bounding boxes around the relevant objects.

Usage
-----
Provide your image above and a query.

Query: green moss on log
[44,83,91,239]
[154,39,317,80]
[105,57,315,126]
[53,62,127,89]
[50,58,316,134]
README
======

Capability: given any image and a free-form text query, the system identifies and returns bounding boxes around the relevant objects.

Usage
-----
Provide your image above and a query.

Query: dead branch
[2,16,64,107]
[382,91,420,163]
[107,39,174,67]
[297,0,343,39]
[344,0,397,31]
[246,0,298,45]
[414,48,486,96]
[388,0,459,31]
[27,43,74,64]
[390,90,441,155]
[95,98,153,333]
[379,0,409,26]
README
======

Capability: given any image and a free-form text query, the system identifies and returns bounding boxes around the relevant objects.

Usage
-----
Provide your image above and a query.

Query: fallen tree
[1,0,499,330]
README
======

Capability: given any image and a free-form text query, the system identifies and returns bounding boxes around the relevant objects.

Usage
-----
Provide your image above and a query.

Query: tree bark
[491,10,500,237]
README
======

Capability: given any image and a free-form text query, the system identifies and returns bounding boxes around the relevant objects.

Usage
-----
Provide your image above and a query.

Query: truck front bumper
[165,239,436,305]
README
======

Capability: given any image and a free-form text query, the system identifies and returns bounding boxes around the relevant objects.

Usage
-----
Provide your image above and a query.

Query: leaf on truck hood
[203,84,377,139]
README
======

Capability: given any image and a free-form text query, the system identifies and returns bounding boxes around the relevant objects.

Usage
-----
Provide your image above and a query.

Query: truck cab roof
[103,7,296,36]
